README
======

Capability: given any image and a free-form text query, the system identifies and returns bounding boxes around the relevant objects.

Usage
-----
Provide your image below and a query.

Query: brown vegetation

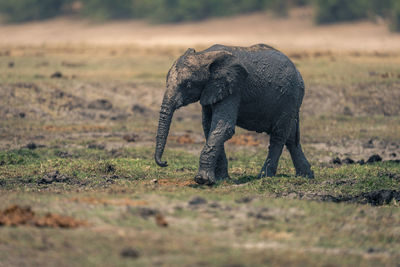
[228,134,261,146]
[0,205,87,228]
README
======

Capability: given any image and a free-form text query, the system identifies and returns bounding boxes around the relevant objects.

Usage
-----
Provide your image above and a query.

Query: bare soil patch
[303,82,400,117]
[170,133,195,144]
[156,179,196,187]
[228,134,261,147]
[0,205,87,228]
[70,197,148,207]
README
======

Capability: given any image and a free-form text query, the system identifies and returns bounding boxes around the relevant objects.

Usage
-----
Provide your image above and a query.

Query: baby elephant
[155,44,314,185]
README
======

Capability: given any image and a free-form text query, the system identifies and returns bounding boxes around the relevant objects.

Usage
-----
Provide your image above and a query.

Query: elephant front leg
[201,106,230,181]
[195,143,220,185]
[195,125,234,185]
[196,97,238,185]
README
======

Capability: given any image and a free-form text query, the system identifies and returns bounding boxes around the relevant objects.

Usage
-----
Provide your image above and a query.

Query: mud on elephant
[155,44,314,185]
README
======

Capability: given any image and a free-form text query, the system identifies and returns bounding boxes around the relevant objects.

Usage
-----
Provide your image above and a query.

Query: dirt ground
[1,8,400,266]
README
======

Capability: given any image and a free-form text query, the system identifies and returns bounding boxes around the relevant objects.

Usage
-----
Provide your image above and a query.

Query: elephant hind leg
[259,111,296,178]
[258,135,285,178]
[285,120,314,178]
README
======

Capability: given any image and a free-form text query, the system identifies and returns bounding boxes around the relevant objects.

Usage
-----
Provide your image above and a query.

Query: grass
[1,146,399,196]
[0,45,400,266]
[0,145,399,266]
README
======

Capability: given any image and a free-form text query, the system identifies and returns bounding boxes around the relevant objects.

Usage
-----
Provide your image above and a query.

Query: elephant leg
[196,96,238,185]
[201,106,230,181]
[258,135,285,178]
[215,147,230,180]
[258,113,294,178]
[286,120,314,178]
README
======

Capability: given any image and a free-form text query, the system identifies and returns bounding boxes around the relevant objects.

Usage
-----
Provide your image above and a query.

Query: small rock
[26,142,37,150]
[131,104,149,115]
[40,174,56,184]
[389,152,397,158]
[364,139,375,148]
[208,202,221,208]
[343,106,353,116]
[103,163,115,174]
[106,174,119,180]
[151,179,158,184]
[188,196,207,206]
[155,213,168,227]
[367,154,382,164]
[50,71,63,78]
[87,144,105,150]
[8,62,14,68]
[39,171,69,184]
[52,90,64,99]
[357,159,365,165]
[56,151,71,158]
[342,157,355,164]
[110,114,128,121]
[247,210,274,221]
[123,134,139,142]
[332,157,342,165]
[88,99,113,110]
[136,207,158,218]
[235,196,253,203]
[19,112,25,118]
[120,248,140,258]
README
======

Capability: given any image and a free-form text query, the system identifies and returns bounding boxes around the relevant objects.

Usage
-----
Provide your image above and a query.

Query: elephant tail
[295,114,300,147]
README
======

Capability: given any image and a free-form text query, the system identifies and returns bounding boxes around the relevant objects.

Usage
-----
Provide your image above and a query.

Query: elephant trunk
[155,95,176,167]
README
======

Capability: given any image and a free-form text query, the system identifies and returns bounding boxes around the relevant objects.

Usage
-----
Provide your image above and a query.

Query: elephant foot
[216,173,231,181]
[215,169,230,181]
[257,170,266,179]
[296,169,315,179]
[258,166,276,179]
[194,170,216,185]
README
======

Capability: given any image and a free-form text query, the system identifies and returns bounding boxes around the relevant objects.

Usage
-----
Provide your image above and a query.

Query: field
[1,10,400,267]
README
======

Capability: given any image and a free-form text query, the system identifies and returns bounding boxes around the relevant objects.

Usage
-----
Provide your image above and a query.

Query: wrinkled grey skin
[155,44,314,185]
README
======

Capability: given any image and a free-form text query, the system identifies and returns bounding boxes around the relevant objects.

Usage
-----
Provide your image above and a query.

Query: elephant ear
[200,53,248,106]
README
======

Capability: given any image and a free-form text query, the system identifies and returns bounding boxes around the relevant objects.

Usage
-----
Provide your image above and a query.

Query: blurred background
[0,0,399,28]
[0,0,400,50]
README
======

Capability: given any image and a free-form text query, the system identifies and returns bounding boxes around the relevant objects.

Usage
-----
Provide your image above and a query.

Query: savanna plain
[1,12,400,267]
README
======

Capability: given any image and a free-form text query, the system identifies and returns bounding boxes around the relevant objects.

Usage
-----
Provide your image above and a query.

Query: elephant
[155,44,314,185]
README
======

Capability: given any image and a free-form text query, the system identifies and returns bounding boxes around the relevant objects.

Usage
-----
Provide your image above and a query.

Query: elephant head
[155,48,248,167]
